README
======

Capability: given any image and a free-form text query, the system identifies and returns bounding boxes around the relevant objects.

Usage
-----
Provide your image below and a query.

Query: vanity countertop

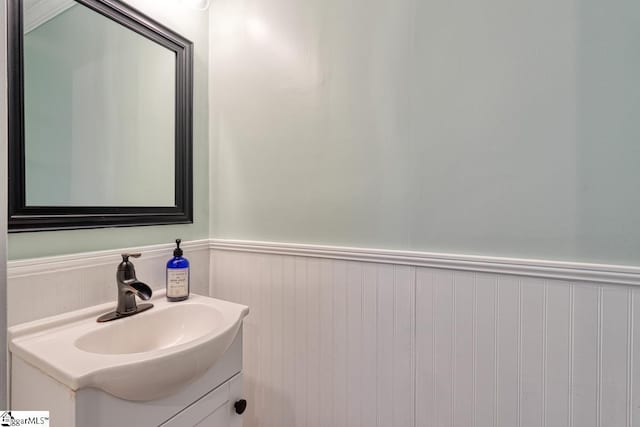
[9,291,249,401]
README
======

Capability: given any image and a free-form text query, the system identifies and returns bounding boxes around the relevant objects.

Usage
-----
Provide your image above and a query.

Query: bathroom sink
[8,292,249,401]
[75,303,225,355]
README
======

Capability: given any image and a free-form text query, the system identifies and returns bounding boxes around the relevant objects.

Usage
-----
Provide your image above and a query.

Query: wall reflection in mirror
[23,0,175,206]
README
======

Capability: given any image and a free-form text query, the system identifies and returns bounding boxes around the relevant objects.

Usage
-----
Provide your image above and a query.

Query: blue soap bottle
[167,239,190,301]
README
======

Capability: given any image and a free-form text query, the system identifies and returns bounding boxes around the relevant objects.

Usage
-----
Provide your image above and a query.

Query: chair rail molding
[209,239,640,286]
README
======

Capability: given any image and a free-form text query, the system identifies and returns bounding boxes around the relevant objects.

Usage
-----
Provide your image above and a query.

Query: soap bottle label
[167,268,189,297]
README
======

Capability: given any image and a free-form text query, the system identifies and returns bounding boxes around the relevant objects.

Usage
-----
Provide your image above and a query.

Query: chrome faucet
[97,253,154,322]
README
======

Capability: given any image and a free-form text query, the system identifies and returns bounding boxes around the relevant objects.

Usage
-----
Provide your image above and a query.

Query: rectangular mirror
[7,0,193,231]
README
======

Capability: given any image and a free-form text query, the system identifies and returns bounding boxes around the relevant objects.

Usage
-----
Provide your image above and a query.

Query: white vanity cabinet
[11,330,247,427]
[8,293,249,427]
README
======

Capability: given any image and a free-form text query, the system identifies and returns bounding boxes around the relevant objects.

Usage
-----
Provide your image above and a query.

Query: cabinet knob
[234,399,247,415]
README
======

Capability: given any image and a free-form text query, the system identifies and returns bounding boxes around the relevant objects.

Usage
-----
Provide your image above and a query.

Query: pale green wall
[209,0,640,266]
[9,0,209,259]
[13,0,640,265]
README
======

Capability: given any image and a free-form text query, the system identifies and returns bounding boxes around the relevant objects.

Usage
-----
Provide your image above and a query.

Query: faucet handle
[121,253,142,262]
[118,253,142,278]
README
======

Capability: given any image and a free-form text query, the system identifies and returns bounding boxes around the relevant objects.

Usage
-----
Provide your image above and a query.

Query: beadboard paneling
[211,248,640,427]
[7,241,210,326]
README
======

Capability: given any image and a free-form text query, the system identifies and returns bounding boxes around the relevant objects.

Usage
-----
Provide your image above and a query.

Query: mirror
[7,0,193,231]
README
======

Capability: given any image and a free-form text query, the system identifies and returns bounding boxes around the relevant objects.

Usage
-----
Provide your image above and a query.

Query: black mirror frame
[7,0,193,232]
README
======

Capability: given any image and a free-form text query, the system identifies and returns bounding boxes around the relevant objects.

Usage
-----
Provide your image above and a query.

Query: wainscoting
[6,240,210,326]
[210,241,640,427]
[7,239,640,426]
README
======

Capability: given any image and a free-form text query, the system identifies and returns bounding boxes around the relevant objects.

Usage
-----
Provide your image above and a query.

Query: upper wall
[209,0,640,266]
[9,0,210,260]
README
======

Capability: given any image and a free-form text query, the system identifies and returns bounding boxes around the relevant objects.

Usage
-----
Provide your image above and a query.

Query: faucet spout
[121,279,152,301]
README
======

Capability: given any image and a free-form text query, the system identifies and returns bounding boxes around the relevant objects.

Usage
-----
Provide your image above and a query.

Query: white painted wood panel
[474,273,497,427]
[362,263,379,427]
[393,266,414,427]
[377,264,395,427]
[572,284,599,427]
[306,259,321,427]
[269,256,284,427]
[520,278,544,427]
[497,276,519,427]
[545,281,571,427]
[434,270,454,427]
[9,243,638,426]
[332,260,348,427]
[453,272,474,427]
[318,259,335,427]
[281,256,297,427]
[345,262,362,427]
[600,286,629,427]
[415,268,435,427]
[7,241,210,326]
[210,248,639,427]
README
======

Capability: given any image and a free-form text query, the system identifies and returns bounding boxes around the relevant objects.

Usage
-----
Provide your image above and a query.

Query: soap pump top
[173,239,183,257]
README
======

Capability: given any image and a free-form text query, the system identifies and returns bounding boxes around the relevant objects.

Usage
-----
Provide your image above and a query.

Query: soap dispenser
[166,239,190,301]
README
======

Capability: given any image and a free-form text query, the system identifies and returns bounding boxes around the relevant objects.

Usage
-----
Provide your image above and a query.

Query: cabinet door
[192,404,229,426]
[160,381,230,427]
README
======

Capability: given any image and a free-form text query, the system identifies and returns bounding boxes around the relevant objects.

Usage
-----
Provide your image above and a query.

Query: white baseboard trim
[210,239,640,286]
[8,239,210,278]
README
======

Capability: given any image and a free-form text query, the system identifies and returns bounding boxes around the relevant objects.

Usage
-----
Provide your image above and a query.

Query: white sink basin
[8,292,249,401]
[75,303,225,355]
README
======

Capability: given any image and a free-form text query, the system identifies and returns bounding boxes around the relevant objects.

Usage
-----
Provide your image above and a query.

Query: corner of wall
[1,0,9,407]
